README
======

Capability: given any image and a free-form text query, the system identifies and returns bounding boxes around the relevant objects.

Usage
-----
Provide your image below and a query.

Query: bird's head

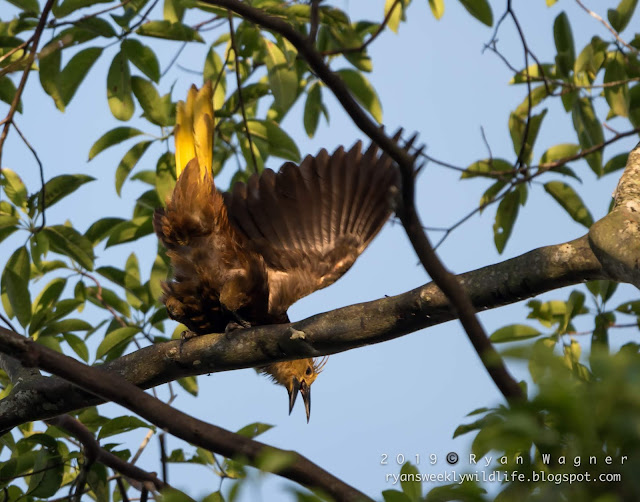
[261,357,328,423]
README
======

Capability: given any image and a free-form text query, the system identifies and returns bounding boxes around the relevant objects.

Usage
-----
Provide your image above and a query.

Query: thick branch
[0,330,371,502]
[0,235,604,431]
[589,144,640,286]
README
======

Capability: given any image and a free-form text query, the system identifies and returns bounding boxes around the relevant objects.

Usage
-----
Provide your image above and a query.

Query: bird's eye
[305,366,313,376]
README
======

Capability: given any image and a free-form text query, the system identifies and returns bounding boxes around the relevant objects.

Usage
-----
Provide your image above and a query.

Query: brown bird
[154,82,403,421]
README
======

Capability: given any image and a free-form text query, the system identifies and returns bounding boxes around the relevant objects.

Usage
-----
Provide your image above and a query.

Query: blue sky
[3,0,640,500]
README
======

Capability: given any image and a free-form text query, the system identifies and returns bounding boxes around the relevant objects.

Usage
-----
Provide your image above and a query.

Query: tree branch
[47,415,166,492]
[0,235,604,431]
[0,330,372,502]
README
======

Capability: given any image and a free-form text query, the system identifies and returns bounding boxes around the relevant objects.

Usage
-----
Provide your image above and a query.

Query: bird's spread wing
[223,138,404,315]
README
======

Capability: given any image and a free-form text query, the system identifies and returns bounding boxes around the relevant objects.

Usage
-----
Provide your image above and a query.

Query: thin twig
[0,0,56,167]
[47,415,166,491]
[12,121,46,231]
[159,433,168,483]
[227,11,258,174]
[0,313,16,333]
[574,0,637,53]
[309,0,320,44]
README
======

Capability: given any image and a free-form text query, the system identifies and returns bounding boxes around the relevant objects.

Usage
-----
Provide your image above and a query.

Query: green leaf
[33,277,66,313]
[105,216,153,247]
[303,82,322,138]
[490,324,541,343]
[428,0,445,19]
[493,190,519,253]
[553,12,575,77]
[400,462,421,501]
[236,422,274,439]
[604,53,630,117]
[115,140,154,196]
[124,253,142,309]
[571,97,604,175]
[27,449,63,498]
[539,143,580,165]
[457,0,493,26]
[164,0,185,22]
[508,109,547,166]
[385,0,405,33]
[40,319,93,337]
[544,181,594,228]
[382,491,412,502]
[156,152,176,205]
[58,47,102,109]
[336,69,382,122]
[607,0,638,32]
[98,415,152,439]
[2,247,31,327]
[131,76,174,126]
[107,52,134,121]
[6,0,40,13]
[43,225,95,271]
[244,120,300,161]
[604,153,628,175]
[85,217,126,245]
[122,39,160,82]
[136,21,204,42]
[89,127,145,160]
[96,327,139,359]
[263,39,298,112]
[53,0,112,18]
[204,48,227,110]
[87,286,130,317]
[31,174,94,212]
[63,333,89,362]
[150,252,168,303]
[1,168,27,208]
[462,158,512,179]
[0,76,22,113]
[177,376,198,396]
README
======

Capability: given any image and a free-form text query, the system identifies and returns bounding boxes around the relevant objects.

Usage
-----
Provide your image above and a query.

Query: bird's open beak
[287,378,311,422]
[288,377,300,415]
[300,380,311,423]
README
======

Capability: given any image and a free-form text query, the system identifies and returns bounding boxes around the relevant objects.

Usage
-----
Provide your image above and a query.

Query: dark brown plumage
[154,83,405,421]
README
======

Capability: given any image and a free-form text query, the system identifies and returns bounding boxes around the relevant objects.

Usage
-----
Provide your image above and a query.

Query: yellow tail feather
[174,82,214,180]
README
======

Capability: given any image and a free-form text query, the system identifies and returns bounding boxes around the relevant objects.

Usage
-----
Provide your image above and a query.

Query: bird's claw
[179,330,197,354]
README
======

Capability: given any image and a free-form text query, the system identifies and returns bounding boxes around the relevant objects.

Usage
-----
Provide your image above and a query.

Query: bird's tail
[153,81,222,249]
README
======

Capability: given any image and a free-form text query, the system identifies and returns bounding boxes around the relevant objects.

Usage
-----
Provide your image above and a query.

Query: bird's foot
[179,330,198,354]
[224,318,251,340]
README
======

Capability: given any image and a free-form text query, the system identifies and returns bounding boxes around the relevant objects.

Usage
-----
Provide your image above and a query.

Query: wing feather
[224,136,406,315]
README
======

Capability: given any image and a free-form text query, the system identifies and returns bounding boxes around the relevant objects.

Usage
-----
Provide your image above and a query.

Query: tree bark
[0,234,604,431]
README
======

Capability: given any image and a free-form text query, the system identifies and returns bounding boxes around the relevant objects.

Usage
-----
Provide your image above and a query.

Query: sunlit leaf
[544,181,594,228]
[96,327,139,359]
[263,39,298,112]
[89,127,145,160]
[115,140,154,196]
[107,52,134,121]
[336,69,382,122]
[490,324,541,343]
[457,0,493,26]
[122,39,160,82]
[493,189,519,253]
